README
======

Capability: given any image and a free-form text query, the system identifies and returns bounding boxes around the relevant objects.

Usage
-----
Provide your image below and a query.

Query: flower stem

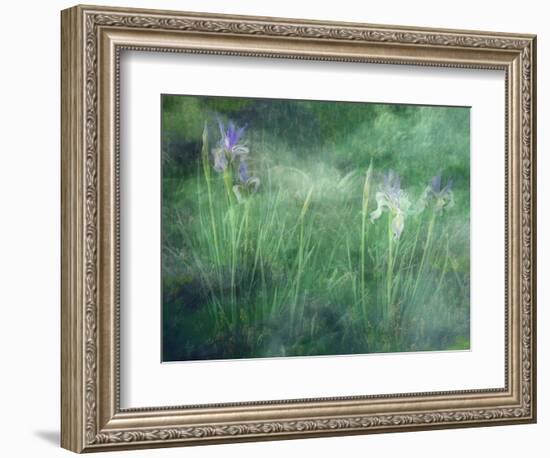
[290,187,314,335]
[386,212,394,322]
[360,164,372,332]
[412,211,436,303]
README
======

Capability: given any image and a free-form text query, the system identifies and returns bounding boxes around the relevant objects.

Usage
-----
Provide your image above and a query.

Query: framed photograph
[61,4,537,453]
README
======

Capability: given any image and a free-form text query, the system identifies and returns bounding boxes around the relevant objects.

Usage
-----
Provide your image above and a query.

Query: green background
[161,94,470,361]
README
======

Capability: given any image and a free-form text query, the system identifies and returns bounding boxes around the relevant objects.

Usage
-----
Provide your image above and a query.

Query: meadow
[161,94,470,361]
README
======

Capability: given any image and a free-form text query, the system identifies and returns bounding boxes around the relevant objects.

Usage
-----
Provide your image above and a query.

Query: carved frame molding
[61,4,536,453]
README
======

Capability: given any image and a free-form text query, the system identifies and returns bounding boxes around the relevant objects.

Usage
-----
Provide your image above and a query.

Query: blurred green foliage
[161,94,470,361]
[162,94,469,193]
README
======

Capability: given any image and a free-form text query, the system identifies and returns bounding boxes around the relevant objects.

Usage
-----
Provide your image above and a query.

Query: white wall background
[0,0,545,456]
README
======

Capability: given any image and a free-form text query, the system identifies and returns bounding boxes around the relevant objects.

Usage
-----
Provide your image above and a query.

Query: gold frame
[61,4,537,453]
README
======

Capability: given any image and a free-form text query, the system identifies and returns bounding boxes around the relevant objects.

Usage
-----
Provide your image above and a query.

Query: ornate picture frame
[61,4,536,453]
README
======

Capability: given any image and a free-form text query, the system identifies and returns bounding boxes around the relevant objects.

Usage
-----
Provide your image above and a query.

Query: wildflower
[207,117,259,202]
[418,173,454,213]
[370,170,411,240]
[211,119,249,170]
[239,161,249,183]
[233,161,260,203]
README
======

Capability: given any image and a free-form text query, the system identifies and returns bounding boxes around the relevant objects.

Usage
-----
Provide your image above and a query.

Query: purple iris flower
[239,161,249,183]
[233,160,260,203]
[430,174,453,195]
[216,118,249,161]
[418,173,455,213]
[221,121,244,149]
[211,118,249,175]
[207,116,259,202]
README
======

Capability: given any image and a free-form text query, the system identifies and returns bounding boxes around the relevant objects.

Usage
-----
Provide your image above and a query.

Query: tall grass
[162,100,470,361]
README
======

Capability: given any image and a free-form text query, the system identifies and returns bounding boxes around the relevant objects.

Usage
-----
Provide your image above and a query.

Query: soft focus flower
[233,160,260,203]
[211,119,249,169]
[239,161,249,183]
[418,173,454,213]
[207,117,259,202]
[370,170,411,240]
